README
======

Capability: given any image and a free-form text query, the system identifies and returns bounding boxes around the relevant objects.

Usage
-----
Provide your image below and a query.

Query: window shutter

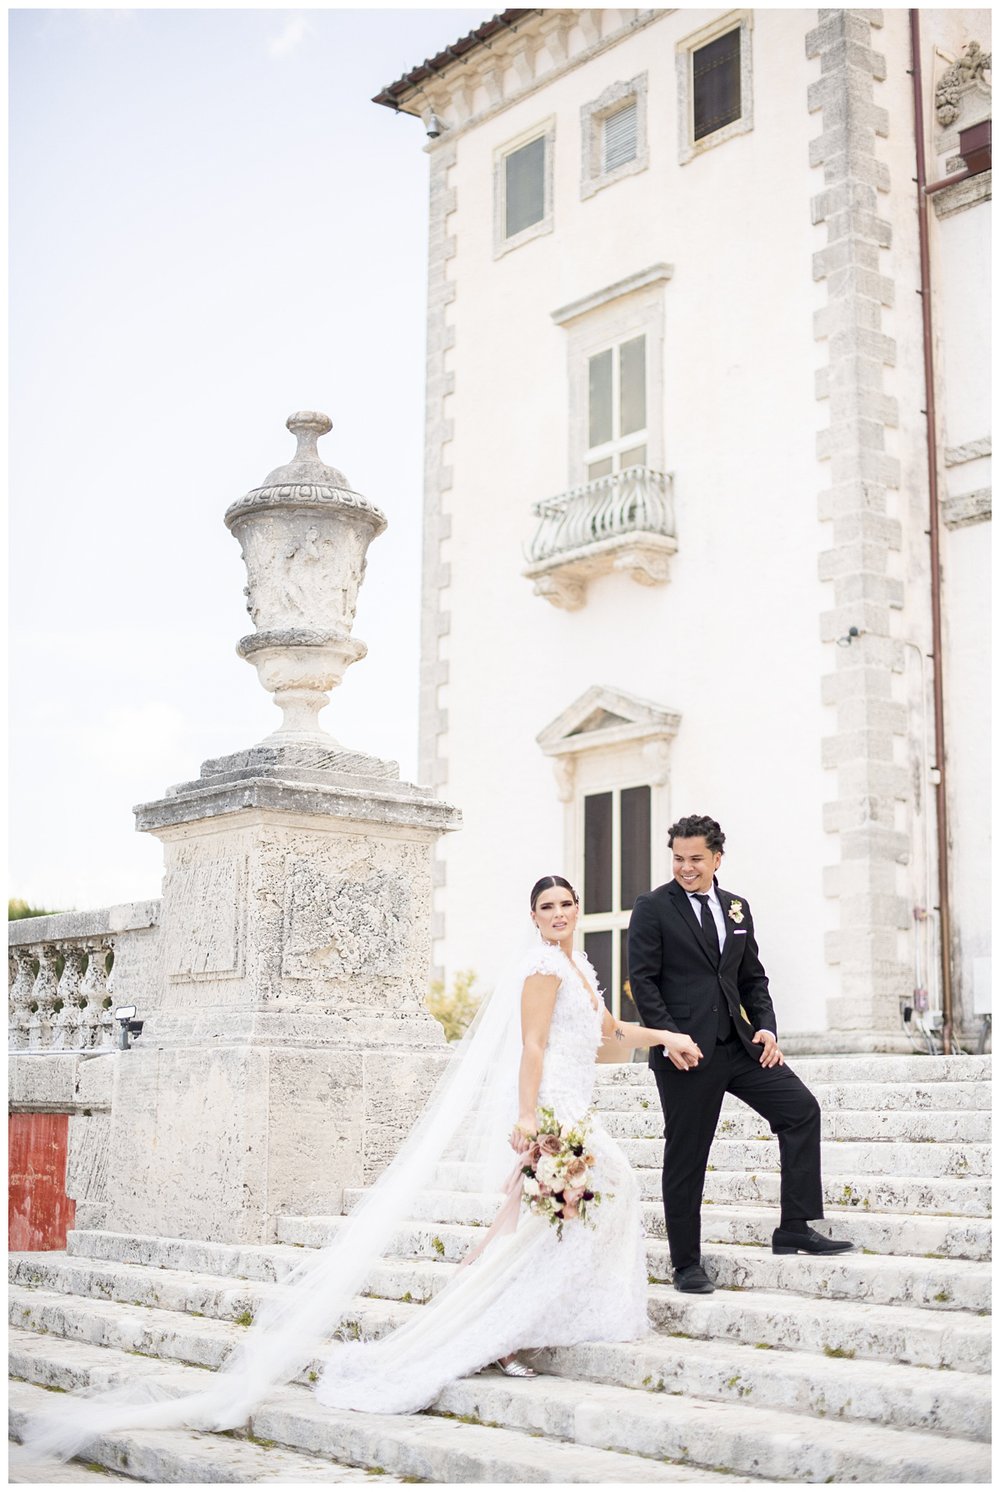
[505,136,546,237]
[603,99,638,172]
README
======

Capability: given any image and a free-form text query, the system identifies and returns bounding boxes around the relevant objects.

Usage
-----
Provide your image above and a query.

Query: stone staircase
[9,1054,992,1483]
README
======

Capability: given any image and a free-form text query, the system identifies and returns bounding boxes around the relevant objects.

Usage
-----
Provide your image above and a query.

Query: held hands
[659,1030,703,1071]
[753,1030,784,1067]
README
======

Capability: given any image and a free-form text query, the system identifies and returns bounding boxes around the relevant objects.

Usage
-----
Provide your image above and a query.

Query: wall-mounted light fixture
[114,1004,144,1051]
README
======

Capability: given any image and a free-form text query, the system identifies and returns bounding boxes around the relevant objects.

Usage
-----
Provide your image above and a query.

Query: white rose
[522,1175,541,1197]
[536,1154,562,1189]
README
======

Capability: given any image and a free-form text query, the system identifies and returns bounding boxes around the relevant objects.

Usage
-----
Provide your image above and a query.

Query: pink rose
[538,1134,562,1156]
[564,1158,589,1187]
[562,1198,580,1220]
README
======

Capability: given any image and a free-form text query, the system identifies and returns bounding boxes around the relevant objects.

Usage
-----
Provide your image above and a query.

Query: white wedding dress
[316,945,650,1414]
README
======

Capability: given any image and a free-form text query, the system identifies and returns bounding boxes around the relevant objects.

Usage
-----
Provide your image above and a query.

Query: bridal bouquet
[520,1107,603,1237]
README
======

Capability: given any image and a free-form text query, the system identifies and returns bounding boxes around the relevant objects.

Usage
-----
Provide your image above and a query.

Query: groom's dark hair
[668,815,725,854]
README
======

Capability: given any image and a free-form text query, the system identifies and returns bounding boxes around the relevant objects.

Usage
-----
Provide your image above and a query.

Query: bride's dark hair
[530,874,579,910]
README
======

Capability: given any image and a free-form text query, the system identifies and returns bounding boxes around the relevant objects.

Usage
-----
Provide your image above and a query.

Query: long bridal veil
[15,943,537,1467]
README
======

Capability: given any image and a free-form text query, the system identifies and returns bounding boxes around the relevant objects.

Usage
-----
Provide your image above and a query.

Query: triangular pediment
[537,685,681,754]
[570,708,631,736]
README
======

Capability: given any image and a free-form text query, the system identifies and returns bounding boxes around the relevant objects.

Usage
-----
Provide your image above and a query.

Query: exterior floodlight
[114,1005,144,1051]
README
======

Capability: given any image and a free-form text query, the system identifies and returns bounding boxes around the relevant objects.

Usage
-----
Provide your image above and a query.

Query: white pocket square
[733,929,748,936]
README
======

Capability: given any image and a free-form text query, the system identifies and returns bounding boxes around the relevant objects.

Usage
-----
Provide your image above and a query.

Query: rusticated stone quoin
[807,10,910,1041]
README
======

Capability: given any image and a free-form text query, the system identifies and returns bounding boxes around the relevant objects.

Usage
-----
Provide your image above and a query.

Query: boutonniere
[728,900,744,924]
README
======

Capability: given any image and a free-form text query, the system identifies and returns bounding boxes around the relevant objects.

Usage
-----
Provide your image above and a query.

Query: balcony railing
[523,465,678,610]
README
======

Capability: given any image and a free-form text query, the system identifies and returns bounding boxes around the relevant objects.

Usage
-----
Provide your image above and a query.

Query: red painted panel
[8,1112,77,1250]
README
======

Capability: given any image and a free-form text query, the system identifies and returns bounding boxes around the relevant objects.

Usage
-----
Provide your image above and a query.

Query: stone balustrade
[523,465,679,610]
[8,902,160,1054]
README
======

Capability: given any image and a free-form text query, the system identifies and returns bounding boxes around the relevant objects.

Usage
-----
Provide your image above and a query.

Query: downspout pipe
[909,10,954,1054]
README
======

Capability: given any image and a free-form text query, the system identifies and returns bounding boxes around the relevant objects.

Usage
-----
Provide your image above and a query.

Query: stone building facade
[375,8,991,1048]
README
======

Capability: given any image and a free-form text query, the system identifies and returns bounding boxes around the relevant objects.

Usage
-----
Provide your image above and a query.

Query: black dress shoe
[673,1263,716,1293]
[772,1225,855,1255]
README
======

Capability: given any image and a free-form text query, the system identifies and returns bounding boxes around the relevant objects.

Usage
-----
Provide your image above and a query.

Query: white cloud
[267,15,310,60]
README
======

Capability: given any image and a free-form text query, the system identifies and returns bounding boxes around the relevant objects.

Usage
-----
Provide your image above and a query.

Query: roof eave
[371,9,540,112]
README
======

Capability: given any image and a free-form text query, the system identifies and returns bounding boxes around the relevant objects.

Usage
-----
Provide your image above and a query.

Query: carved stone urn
[224,412,387,740]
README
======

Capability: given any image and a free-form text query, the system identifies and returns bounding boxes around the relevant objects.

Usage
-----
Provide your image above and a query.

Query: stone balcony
[523,465,678,610]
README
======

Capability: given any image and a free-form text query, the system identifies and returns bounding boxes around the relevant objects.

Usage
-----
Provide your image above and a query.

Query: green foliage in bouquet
[426,968,481,1043]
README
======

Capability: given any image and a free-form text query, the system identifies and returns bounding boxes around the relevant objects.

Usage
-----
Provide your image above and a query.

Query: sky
[8,4,495,912]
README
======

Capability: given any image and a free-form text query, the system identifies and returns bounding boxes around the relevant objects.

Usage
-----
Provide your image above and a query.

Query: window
[505,137,545,237]
[676,11,753,164]
[586,334,647,479]
[494,121,555,257]
[582,785,652,1022]
[580,75,649,200]
[693,29,741,140]
[536,685,681,1022]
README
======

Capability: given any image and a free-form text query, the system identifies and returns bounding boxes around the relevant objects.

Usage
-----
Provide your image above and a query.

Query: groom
[627,813,852,1293]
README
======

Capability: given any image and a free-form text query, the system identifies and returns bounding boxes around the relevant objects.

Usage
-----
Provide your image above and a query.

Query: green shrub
[426,969,481,1042]
[8,898,66,921]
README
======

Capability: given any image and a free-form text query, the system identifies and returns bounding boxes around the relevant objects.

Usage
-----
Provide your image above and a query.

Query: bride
[316,874,703,1412]
[18,874,702,1463]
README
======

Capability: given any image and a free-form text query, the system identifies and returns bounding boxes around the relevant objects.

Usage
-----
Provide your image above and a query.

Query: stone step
[9,1443,137,1483]
[594,1079,993,1112]
[660,1243,991,1313]
[9,1333,740,1484]
[398,1164,991,1219]
[430,1366,991,1483]
[275,1225,995,1314]
[527,1330,992,1442]
[283,1199,997,1259]
[671,1203,990,1260]
[600,1105,992,1142]
[63,1230,306,1284]
[700,1169,991,1216]
[277,1201,992,1263]
[17,1231,992,1319]
[10,1285,259,1374]
[595,1054,992,1085]
[644,1283,991,1373]
[619,1137,992,1178]
[9,1379,396,1484]
[12,1255,287,1327]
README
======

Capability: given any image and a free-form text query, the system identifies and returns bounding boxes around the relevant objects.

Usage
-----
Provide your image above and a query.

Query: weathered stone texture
[809,9,912,1039]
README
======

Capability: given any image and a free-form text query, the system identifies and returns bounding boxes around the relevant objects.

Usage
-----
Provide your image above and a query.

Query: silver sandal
[493,1355,538,1378]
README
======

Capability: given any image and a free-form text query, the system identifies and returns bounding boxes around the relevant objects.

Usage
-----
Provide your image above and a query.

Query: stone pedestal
[105,747,459,1243]
[101,415,461,1244]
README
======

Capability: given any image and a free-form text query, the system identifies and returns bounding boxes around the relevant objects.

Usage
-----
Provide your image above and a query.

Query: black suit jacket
[627,877,778,1069]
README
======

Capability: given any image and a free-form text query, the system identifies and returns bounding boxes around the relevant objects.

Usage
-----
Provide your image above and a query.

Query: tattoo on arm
[614,1026,625,1043]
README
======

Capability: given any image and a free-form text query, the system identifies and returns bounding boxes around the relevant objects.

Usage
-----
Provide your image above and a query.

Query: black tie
[694,894,720,964]
[695,893,733,1042]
